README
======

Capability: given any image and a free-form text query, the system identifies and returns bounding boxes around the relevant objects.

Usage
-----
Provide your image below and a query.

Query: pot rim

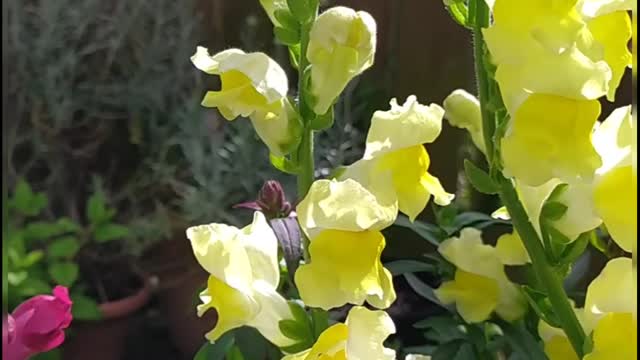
[98,273,152,320]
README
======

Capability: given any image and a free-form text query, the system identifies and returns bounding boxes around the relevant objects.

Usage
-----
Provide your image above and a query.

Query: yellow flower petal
[307,7,376,114]
[443,89,485,154]
[364,96,444,160]
[579,0,635,18]
[198,276,259,342]
[191,47,288,120]
[544,336,579,360]
[593,166,636,252]
[296,179,398,238]
[438,228,503,279]
[373,145,453,220]
[501,94,602,186]
[551,182,603,241]
[283,323,348,360]
[516,179,561,237]
[584,312,637,360]
[250,97,302,156]
[584,257,635,329]
[345,306,396,360]
[435,270,500,323]
[248,281,297,347]
[295,230,396,310]
[491,206,511,220]
[587,11,632,100]
[496,231,531,265]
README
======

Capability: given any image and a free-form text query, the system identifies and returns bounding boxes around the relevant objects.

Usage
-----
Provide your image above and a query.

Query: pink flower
[3,286,73,360]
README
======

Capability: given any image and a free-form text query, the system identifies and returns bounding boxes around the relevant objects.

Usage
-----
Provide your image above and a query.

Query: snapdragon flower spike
[434,228,527,323]
[307,6,377,115]
[3,286,73,360]
[186,212,295,346]
[340,96,454,222]
[191,47,301,156]
[282,306,396,360]
[234,180,293,219]
[295,179,397,310]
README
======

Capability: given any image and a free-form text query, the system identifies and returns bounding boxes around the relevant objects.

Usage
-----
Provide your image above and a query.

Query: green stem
[472,0,494,161]
[497,177,586,356]
[296,19,316,261]
[469,0,586,357]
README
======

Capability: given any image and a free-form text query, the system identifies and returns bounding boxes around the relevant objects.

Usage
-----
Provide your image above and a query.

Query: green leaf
[49,262,79,287]
[541,202,568,221]
[558,231,590,266]
[464,160,499,195]
[280,341,313,354]
[269,153,299,174]
[21,250,45,267]
[310,308,329,340]
[589,231,609,254]
[48,237,81,258]
[545,225,571,262]
[274,9,299,30]
[227,345,245,360]
[87,192,114,225]
[435,204,458,232]
[287,0,313,23]
[310,106,334,130]
[414,316,465,343]
[404,273,448,310]
[8,271,28,286]
[71,294,103,321]
[432,340,474,360]
[287,301,309,324]
[56,218,81,233]
[497,320,547,360]
[288,44,301,70]
[385,260,436,276]
[521,286,561,328]
[444,0,470,28]
[11,180,48,216]
[94,223,130,243]
[274,27,300,46]
[278,319,312,342]
[24,222,66,241]
[16,279,52,297]
[394,215,446,246]
[194,333,235,360]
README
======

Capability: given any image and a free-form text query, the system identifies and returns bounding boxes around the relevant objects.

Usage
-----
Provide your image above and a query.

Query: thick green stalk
[296,20,315,261]
[470,0,586,357]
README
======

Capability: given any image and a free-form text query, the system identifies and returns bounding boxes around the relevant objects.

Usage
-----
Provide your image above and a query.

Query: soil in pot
[63,252,152,360]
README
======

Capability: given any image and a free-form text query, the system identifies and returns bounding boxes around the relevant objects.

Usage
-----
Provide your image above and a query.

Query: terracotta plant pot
[63,276,152,360]
[142,234,216,360]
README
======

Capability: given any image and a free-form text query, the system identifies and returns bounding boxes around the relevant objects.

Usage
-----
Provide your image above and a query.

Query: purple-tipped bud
[234,180,292,219]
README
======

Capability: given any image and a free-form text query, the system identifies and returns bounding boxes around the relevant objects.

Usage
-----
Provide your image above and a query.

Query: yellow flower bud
[307,6,376,114]
[443,89,485,154]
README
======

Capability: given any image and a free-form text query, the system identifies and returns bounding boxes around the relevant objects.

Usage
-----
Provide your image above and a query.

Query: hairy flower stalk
[470,0,586,357]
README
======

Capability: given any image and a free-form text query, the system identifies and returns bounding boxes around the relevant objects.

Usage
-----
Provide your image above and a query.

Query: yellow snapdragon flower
[443,89,485,154]
[435,228,527,323]
[283,306,396,360]
[191,47,301,155]
[186,212,294,346]
[501,94,602,186]
[340,96,454,221]
[307,7,376,115]
[295,179,397,310]
[592,106,636,252]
